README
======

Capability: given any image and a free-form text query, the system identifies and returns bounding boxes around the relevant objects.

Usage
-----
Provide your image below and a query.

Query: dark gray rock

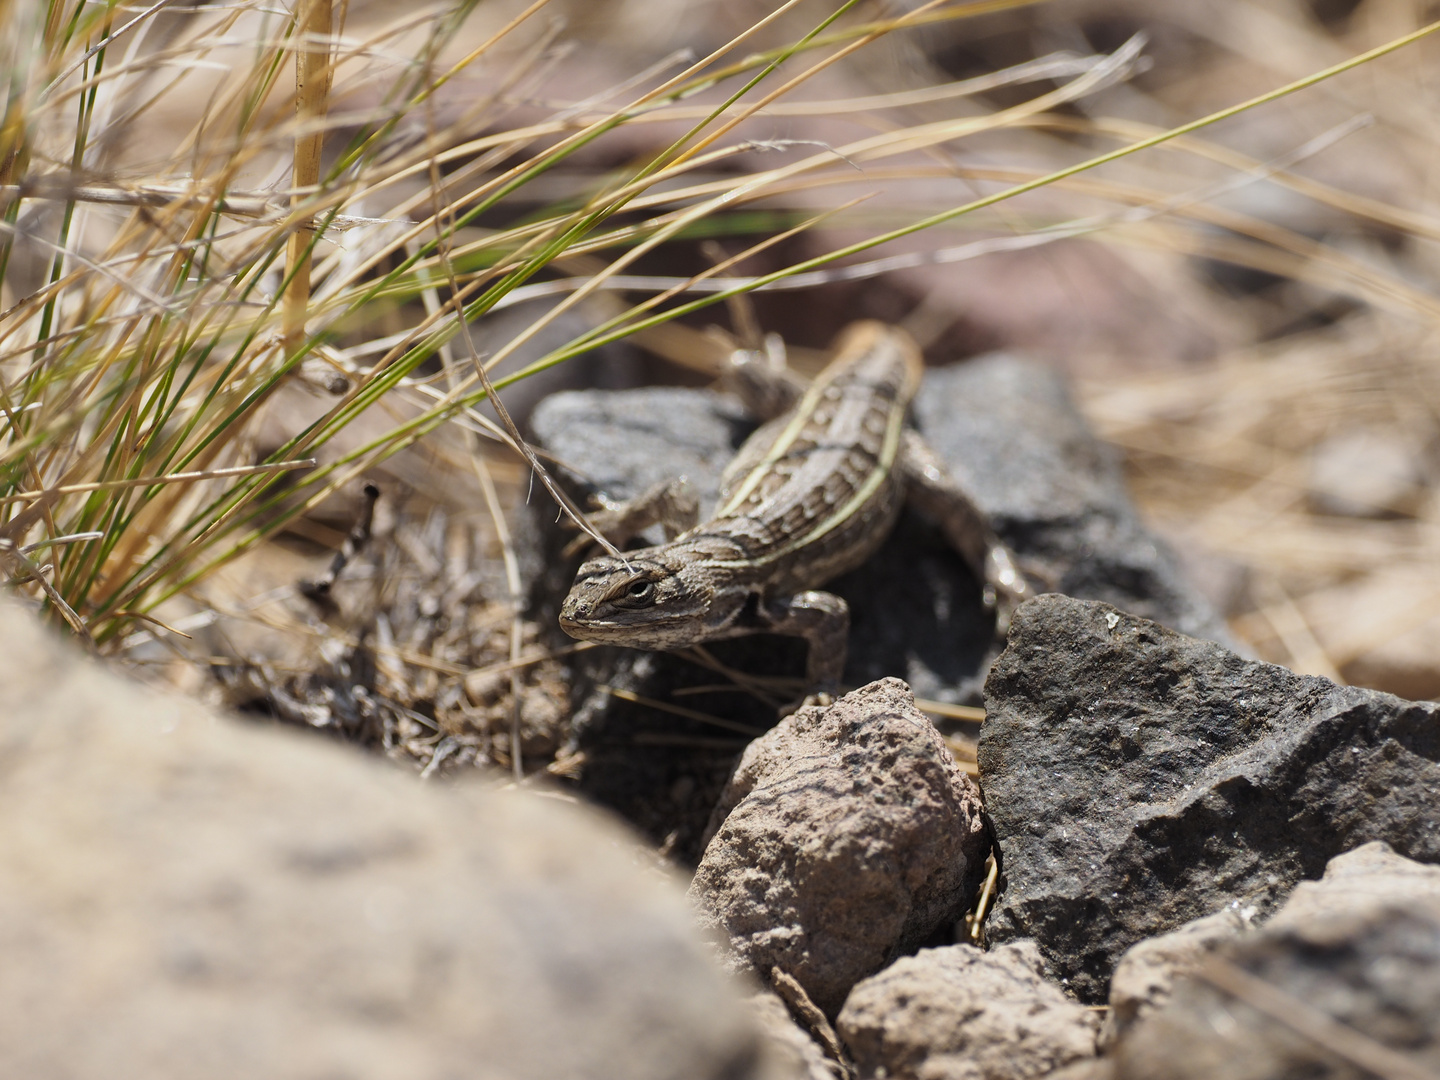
[837,940,1100,1080]
[524,354,1226,857]
[979,594,1440,1002]
[689,679,991,1019]
[1114,899,1440,1080]
[913,356,1229,644]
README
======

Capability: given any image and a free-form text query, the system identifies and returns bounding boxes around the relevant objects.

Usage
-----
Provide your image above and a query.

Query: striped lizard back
[683,322,923,594]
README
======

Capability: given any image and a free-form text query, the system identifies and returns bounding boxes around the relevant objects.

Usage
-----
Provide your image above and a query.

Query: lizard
[557,320,1032,702]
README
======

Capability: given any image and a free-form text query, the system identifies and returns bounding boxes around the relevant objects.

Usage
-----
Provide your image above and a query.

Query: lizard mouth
[558,609,690,647]
[558,606,635,637]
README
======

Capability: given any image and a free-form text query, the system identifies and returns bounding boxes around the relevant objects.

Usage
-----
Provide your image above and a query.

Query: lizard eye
[615,579,656,607]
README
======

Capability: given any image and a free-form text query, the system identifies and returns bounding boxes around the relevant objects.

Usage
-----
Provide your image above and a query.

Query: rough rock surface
[689,679,991,1018]
[979,594,1440,1002]
[837,941,1100,1080]
[0,600,795,1080]
[524,353,1226,856]
[1114,900,1440,1079]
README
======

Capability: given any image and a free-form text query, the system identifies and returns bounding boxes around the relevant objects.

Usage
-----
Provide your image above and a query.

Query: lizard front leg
[898,429,1032,633]
[564,477,699,556]
[757,590,850,702]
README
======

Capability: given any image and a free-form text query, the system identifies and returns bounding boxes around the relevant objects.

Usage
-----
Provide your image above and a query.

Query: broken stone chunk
[689,678,991,1018]
[837,940,1100,1080]
[980,594,1440,1002]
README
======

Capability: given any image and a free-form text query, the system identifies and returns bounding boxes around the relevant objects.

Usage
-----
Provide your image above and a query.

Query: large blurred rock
[979,594,1440,1002]
[837,941,1100,1080]
[1113,846,1440,1080]
[0,601,796,1080]
[1103,841,1440,1050]
[524,352,1225,858]
[689,679,991,1019]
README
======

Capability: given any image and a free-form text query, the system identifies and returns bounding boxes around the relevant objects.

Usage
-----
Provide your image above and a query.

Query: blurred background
[9,0,1440,777]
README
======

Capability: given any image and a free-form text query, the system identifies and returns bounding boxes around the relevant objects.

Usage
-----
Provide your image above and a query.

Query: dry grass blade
[0,459,316,505]
[917,699,987,723]
[965,855,999,944]
[282,0,335,355]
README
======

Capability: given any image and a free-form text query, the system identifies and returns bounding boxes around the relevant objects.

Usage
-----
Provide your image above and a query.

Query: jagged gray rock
[689,679,991,1019]
[524,353,1225,856]
[979,594,1440,1002]
[837,941,1100,1080]
[0,601,795,1080]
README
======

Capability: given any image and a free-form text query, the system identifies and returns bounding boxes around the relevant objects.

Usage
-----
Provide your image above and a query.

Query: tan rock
[1101,906,1254,1047]
[837,941,1101,1080]
[1113,843,1440,1080]
[0,601,789,1080]
[689,678,992,1019]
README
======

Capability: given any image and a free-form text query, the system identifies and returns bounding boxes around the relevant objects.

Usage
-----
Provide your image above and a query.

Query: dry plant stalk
[283,0,336,356]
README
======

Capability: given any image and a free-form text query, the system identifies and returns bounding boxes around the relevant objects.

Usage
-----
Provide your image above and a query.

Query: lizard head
[559,545,716,648]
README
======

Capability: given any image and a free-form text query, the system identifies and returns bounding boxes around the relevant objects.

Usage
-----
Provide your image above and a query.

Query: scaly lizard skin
[557,321,1030,697]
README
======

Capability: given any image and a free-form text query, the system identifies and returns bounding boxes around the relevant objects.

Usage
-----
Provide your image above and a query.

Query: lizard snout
[559,592,593,623]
